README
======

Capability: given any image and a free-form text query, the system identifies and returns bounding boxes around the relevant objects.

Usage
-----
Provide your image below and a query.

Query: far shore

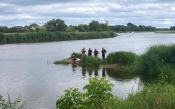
[155,30,175,33]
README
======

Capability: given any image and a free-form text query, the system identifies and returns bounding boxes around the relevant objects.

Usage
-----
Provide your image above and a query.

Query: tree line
[0,19,172,33]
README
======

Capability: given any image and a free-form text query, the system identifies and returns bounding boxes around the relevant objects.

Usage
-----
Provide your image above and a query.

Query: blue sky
[0,0,175,28]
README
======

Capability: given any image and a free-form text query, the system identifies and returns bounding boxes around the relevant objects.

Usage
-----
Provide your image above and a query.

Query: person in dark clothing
[101,47,107,59]
[94,48,99,57]
[88,48,92,56]
[81,47,86,55]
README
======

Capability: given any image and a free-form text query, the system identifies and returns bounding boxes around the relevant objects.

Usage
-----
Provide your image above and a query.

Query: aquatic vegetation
[56,77,175,109]
[106,51,138,65]
[54,53,101,67]
[0,32,6,44]
[2,31,116,44]
[125,83,175,109]
[138,44,175,83]
[80,56,101,67]
[53,58,71,64]
[0,94,25,109]
[155,30,175,33]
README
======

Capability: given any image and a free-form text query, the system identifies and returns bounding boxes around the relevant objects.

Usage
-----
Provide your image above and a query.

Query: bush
[56,77,115,109]
[138,45,175,80]
[56,88,83,109]
[80,56,101,67]
[125,83,175,109]
[106,51,138,65]
[56,77,175,109]
[71,53,82,59]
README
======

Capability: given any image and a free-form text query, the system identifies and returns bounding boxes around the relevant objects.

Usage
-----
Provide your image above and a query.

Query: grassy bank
[55,44,175,109]
[0,31,116,44]
[55,44,175,83]
[137,44,175,83]
[105,44,175,83]
[54,51,139,74]
[155,30,175,33]
[57,77,175,109]
[54,53,101,67]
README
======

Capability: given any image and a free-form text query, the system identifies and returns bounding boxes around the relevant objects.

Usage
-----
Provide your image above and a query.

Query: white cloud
[0,0,175,28]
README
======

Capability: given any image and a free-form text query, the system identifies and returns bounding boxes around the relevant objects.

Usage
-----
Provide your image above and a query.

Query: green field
[155,30,175,33]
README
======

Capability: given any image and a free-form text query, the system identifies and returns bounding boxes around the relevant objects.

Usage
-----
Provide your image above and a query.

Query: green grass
[56,77,175,109]
[124,83,175,109]
[106,51,138,65]
[80,56,101,67]
[53,58,71,64]
[1,31,116,44]
[54,52,102,67]
[155,30,175,33]
[137,45,175,82]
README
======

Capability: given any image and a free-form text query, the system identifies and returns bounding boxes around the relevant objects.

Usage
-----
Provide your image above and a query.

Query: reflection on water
[71,65,144,99]
[72,65,137,80]
[106,68,138,81]
[102,68,106,77]
[72,64,102,77]
[72,64,77,72]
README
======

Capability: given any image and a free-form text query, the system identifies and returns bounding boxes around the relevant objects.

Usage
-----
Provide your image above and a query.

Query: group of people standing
[81,47,107,59]
[72,47,107,64]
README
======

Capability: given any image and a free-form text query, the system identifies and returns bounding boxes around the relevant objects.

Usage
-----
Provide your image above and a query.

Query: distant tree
[37,26,46,32]
[28,23,39,28]
[101,21,109,31]
[170,26,175,30]
[127,22,139,31]
[9,26,27,33]
[139,25,146,31]
[89,20,101,31]
[28,23,39,32]
[45,19,67,32]
[66,25,76,32]
[127,22,135,27]
[78,24,89,32]
[0,26,9,33]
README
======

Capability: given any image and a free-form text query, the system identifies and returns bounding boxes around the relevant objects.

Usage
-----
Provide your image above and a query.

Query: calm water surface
[0,32,175,109]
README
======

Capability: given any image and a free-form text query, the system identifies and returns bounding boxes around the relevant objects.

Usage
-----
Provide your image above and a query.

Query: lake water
[0,32,175,109]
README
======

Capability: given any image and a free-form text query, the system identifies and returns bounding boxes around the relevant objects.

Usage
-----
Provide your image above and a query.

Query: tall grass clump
[0,32,6,44]
[80,56,101,67]
[106,51,138,65]
[125,83,175,109]
[56,77,175,109]
[138,44,175,82]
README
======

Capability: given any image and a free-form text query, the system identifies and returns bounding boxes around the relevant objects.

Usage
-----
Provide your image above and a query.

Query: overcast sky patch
[0,0,175,28]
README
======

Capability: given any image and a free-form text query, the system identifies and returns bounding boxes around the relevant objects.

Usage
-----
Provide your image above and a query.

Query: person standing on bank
[81,47,86,55]
[94,48,99,57]
[88,48,92,56]
[101,47,107,59]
